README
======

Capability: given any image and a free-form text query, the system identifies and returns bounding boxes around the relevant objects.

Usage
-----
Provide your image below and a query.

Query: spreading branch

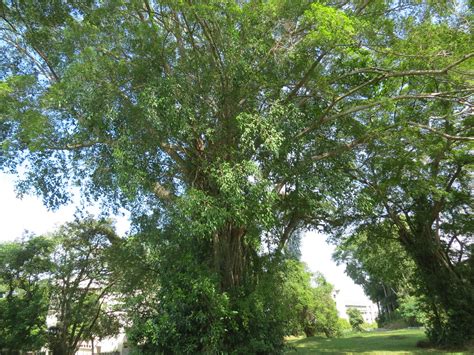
[284,52,326,103]
[409,123,474,141]
[312,137,368,161]
[340,52,474,79]
[296,88,473,139]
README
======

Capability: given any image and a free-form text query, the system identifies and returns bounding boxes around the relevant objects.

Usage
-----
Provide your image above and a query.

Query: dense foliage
[0,236,53,351]
[0,219,121,354]
[333,223,418,325]
[280,260,341,339]
[123,228,343,353]
[347,307,364,332]
[1,0,472,350]
[0,219,343,354]
[333,224,435,329]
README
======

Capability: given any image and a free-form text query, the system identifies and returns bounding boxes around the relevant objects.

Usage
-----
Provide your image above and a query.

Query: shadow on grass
[286,329,467,354]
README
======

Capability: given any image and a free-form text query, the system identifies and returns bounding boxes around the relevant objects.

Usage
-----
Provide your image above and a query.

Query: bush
[363,321,378,331]
[383,318,409,330]
[126,230,290,354]
[280,261,342,339]
[337,318,352,333]
[424,305,474,348]
[125,230,343,353]
[398,295,426,326]
[347,308,364,332]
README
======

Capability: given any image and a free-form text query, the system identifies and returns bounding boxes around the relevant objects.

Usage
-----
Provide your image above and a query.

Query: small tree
[305,273,341,338]
[347,308,364,332]
[0,236,54,352]
[47,218,121,355]
[281,261,341,338]
[398,294,426,327]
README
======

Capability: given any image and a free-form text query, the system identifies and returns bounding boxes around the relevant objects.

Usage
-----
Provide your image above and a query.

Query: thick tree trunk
[51,342,69,355]
[213,224,247,290]
[398,228,474,345]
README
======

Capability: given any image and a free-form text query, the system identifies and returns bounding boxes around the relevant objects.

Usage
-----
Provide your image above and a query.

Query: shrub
[337,318,352,333]
[347,308,364,332]
[398,295,426,326]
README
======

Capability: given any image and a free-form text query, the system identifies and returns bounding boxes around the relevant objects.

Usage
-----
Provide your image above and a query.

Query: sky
[0,171,373,307]
[0,173,130,238]
[300,232,374,310]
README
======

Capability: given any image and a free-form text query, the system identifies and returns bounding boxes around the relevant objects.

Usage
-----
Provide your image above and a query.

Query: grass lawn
[285,329,469,354]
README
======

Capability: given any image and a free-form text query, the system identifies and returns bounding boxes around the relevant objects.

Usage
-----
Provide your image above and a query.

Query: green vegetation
[46,219,122,355]
[0,0,472,352]
[333,223,417,324]
[281,261,342,339]
[0,235,53,351]
[0,221,344,354]
[333,223,429,329]
[286,329,470,354]
[0,218,121,355]
[347,308,364,332]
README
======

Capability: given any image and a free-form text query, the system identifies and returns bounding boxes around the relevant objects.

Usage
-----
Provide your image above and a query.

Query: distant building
[75,334,129,355]
[40,332,129,355]
[343,304,378,323]
[332,289,378,323]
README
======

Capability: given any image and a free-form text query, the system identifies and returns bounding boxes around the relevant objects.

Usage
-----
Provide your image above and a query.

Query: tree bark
[213,224,247,290]
[398,227,474,344]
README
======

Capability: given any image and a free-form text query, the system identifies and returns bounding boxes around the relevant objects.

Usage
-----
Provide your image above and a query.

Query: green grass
[285,329,469,354]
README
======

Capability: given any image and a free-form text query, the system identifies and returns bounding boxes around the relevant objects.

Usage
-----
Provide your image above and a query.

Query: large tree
[336,103,473,345]
[1,0,472,350]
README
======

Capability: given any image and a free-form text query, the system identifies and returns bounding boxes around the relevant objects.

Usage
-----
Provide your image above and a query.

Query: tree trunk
[51,342,69,355]
[213,224,247,290]
[398,228,474,345]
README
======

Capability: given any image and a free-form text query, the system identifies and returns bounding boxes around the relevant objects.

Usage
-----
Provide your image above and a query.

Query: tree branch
[276,214,300,254]
[355,0,372,15]
[409,122,474,141]
[430,165,463,224]
[1,13,60,82]
[153,182,174,200]
[48,140,111,151]
[72,281,116,351]
[345,52,474,78]
[284,51,326,103]
[296,89,473,139]
[312,137,368,161]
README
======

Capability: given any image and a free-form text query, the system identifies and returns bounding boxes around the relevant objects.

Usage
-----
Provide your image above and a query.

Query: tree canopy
[47,218,121,355]
[1,0,472,350]
[0,218,121,354]
[0,235,53,351]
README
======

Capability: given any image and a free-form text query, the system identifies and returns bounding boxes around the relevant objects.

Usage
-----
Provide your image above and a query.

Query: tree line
[0,218,345,354]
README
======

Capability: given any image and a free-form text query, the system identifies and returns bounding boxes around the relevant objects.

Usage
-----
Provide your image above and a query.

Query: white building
[332,290,378,323]
[75,334,129,355]
[45,295,130,355]
[40,330,129,355]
